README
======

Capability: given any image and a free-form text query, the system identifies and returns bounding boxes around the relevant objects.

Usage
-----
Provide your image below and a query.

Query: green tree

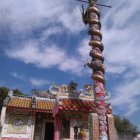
[0,86,9,110]
[0,86,26,111]
[114,115,138,135]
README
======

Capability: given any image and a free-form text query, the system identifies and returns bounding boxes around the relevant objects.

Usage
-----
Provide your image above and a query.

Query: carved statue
[68,81,83,95]
[68,81,78,92]
[49,83,60,98]
[3,90,13,106]
[61,84,69,93]
[32,89,49,98]
[84,84,94,96]
[8,90,13,97]
[78,128,87,140]
[32,95,36,109]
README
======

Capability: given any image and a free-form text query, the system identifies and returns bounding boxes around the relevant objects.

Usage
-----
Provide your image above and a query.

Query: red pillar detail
[54,115,61,140]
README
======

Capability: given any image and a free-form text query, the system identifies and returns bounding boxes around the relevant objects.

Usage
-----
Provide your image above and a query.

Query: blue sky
[0,0,140,129]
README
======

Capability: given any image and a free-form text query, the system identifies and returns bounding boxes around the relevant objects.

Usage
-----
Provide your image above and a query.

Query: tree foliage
[0,86,26,111]
[114,115,138,135]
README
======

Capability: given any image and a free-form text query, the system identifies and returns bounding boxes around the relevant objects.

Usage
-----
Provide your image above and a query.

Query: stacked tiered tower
[83,0,109,139]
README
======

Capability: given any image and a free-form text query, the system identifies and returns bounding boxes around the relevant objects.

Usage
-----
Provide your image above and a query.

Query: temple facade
[0,82,114,140]
[0,0,117,139]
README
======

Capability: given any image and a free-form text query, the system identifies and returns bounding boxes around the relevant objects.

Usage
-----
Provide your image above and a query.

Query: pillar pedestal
[107,114,116,140]
[88,113,100,140]
[88,113,116,140]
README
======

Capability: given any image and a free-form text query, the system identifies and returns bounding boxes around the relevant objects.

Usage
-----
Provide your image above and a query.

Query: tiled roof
[36,100,54,111]
[60,98,96,112]
[7,98,31,109]
[7,97,54,112]
[7,97,95,113]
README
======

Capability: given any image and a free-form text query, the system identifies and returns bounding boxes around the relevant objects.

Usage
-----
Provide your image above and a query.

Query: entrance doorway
[44,122,54,140]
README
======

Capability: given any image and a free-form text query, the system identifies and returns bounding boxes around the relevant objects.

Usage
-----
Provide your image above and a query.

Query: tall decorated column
[83,0,109,139]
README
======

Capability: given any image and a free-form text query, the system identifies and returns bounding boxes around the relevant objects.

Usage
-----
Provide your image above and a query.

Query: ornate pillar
[54,115,61,140]
[84,0,108,139]
[31,112,36,140]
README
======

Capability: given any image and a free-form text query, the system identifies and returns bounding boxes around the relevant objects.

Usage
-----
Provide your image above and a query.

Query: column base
[88,113,100,140]
[107,114,116,140]
[88,113,116,140]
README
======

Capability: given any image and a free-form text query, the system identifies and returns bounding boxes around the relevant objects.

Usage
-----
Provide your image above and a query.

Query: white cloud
[59,6,84,33]
[77,38,90,61]
[105,64,126,74]
[58,57,82,74]
[6,40,66,68]
[0,0,83,33]
[5,39,85,75]
[1,0,86,75]
[11,72,24,80]
[124,101,139,117]
[101,0,140,117]
[41,26,63,42]
[111,78,140,116]
[103,0,140,75]
[30,78,49,86]
[11,71,50,87]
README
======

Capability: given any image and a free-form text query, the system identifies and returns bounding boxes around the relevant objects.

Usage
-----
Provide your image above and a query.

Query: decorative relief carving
[1,113,32,138]
[107,114,116,140]
[93,114,100,140]
[88,113,99,140]
[12,118,24,130]
[7,115,28,134]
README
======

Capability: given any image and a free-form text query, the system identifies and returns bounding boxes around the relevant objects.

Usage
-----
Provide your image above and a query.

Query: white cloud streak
[5,39,85,75]
[111,79,140,117]
[11,72,24,80]
[30,78,49,86]
[11,71,50,87]
[77,38,90,61]
[0,0,83,33]
[1,0,86,75]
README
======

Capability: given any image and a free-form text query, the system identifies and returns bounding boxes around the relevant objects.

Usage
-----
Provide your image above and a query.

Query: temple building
[0,82,112,140]
[0,0,116,139]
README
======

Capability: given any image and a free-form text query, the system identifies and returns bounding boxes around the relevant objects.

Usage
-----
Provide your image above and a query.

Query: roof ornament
[32,83,95,99]
[84,84,94,96]
[61,84,69,93]
[32,89,50,98]
[49,83,60,98]
[32,95,36,109]
[3,90,13,106]
[104,91,111,100]
[8,90,13,97]
[68,81,83,96]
